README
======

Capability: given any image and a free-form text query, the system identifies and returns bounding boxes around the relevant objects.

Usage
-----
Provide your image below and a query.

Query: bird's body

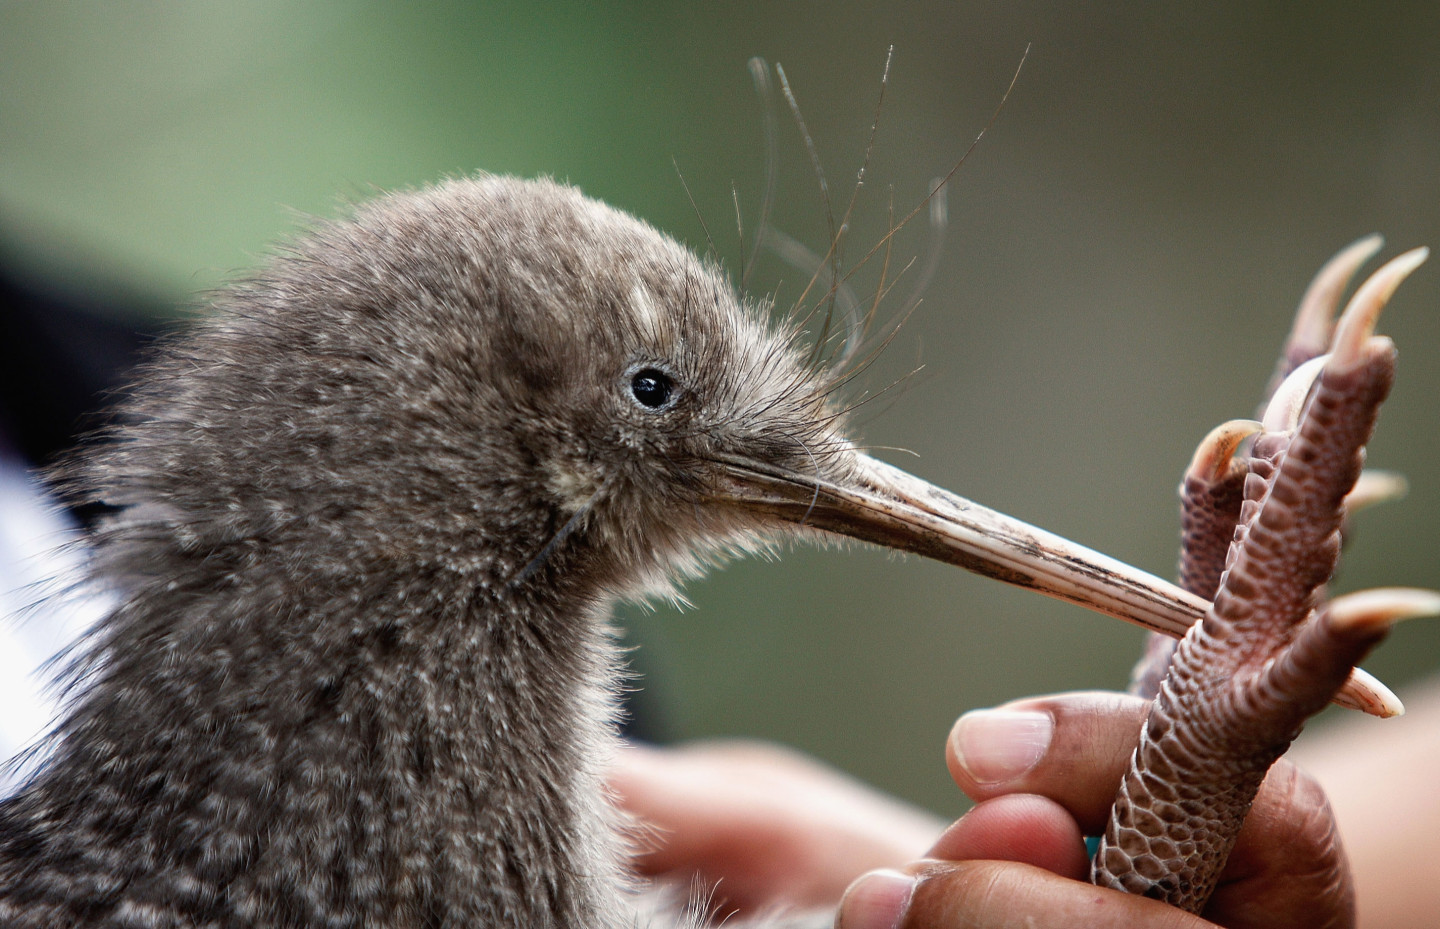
[0,174,1425,927]
[0,177,807,927]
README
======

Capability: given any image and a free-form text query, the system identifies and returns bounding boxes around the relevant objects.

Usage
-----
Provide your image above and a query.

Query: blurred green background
[3,3,1437,817]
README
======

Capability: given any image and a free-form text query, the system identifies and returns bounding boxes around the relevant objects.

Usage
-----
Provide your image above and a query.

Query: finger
[610,740,943,913]
[837,860,1215,929]
[927,794,1090,880]
[944,692,1354,927]
[1205,761,1354,929]
[610,741,830,909]
[946,690,1149,833]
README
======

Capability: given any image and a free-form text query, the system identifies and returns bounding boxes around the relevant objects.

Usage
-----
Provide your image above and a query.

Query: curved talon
[1324,587,1440,635]
[1288,234,1384,359]
[1185,420,1262,484]
[1331,246,1429,368]
[1264,234,1384,398]
[1333,666,1404,717]
[1261,355,1328,433]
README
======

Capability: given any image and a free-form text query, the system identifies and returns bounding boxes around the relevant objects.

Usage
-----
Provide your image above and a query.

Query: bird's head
[82,175,1202,632]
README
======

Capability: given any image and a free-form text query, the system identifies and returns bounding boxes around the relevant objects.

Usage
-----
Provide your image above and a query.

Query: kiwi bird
[0,175,1428,927]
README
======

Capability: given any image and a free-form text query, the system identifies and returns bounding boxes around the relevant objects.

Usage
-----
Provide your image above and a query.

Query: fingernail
[950,708,1052,784]
[837,869,916,929]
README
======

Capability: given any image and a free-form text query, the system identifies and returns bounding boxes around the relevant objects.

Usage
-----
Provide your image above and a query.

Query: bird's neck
[12,554,636,928]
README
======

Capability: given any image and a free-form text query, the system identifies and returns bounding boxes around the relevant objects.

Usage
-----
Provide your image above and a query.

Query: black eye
[629,367,675,410]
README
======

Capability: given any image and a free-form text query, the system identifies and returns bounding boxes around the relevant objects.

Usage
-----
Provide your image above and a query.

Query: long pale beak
[711,449,1395,716]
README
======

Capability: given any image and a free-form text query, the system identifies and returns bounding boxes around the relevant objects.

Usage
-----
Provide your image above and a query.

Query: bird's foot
[1098,243,1439,912]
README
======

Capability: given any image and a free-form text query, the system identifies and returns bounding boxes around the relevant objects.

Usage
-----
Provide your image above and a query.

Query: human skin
[612,739,946,916]
[1289,676,1440,929]
[613,690,1362,928]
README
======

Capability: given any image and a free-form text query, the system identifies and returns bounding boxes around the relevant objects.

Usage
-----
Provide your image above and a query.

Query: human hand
[838,691,1353,929]
[610,739,944,917]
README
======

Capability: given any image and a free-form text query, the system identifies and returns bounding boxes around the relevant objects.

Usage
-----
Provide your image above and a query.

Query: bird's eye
[629,367,675,410]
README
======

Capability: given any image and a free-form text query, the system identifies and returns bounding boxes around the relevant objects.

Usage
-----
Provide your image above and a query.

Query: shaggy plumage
[0,177,848,927]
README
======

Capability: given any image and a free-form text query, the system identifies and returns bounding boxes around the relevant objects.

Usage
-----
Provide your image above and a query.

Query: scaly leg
[1097,244,1439,913]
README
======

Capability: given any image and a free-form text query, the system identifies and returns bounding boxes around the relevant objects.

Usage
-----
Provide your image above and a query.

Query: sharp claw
[1261,355,1328,433]
[1287,234,1385,362]
[1185,419,1262,484]
[1262,235,1384,402]
[1331,246,1429,369]
[1345,469,1409,513]
[1331,666,1405,717]
[1324,587,1440,635]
